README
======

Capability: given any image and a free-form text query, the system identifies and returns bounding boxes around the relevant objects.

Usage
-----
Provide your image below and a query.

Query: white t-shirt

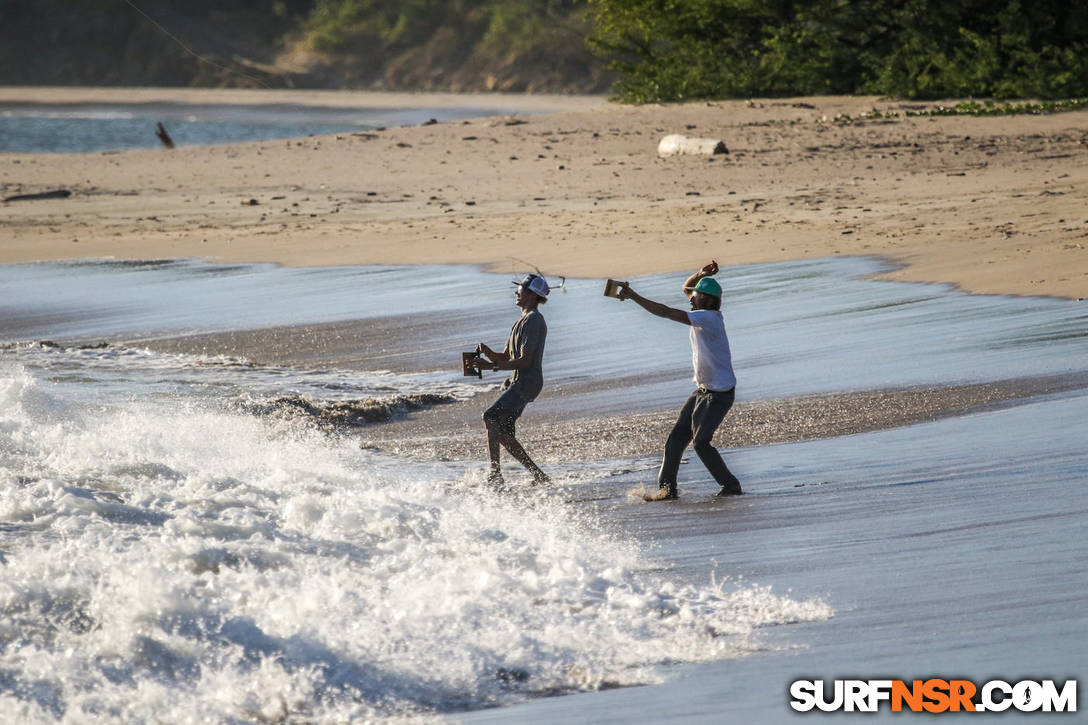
[687,309,737,391]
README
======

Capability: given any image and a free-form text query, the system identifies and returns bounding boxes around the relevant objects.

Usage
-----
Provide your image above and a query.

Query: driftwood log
[657,134,728,156]
[3,189,72,202]
[155,122,175,149]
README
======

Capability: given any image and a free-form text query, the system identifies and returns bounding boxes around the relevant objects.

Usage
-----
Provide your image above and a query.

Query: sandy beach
[3,88,1087,300]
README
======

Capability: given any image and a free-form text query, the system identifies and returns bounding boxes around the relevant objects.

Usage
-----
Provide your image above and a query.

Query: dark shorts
[482,386,530,436]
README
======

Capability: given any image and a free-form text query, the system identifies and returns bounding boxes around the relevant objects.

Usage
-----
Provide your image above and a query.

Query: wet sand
[359,373,1088,464]
[121,316,1088,465]
[2,89,1087,299]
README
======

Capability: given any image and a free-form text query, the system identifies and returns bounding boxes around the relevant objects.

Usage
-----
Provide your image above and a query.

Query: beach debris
[155,122,175,149]
[657,134,728,157]
[486,116,528,128]
[3,189,72,202]
[245,393,457,429]
[243,198,259,206]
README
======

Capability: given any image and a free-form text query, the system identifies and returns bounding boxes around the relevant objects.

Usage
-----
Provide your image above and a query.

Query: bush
[587,0,1088,102]
[303,0,603,90]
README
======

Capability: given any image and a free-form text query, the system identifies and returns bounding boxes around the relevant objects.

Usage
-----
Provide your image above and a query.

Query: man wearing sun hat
[476,273,550,488]
[617,261,743,500]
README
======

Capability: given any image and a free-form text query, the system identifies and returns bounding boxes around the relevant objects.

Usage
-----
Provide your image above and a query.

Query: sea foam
[0,365,831,721]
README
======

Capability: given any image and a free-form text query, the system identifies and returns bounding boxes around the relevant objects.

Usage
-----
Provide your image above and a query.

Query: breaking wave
[0,365,832,721]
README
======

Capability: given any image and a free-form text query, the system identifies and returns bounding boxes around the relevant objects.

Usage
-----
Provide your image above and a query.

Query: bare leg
[482,392,548,486]
[485,426,505,486]
[498,432,549,483]
[485,420,548,483]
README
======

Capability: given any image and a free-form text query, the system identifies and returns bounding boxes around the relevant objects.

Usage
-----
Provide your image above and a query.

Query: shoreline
[2,89,1087,299]
[104,316,1088,465]
[360,372,1088,465]
[0,86,607,113]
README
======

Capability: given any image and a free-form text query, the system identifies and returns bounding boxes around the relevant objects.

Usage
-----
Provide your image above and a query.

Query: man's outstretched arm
[617,283,690,325]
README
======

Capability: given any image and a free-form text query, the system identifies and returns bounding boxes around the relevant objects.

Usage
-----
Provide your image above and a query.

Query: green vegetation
[3,0,1087,104]
[0,0,604,92]
[802,98,1088,128]
[587,0,1088,103]
[300,0,603,91]
[0,0,314,86]
[901,98,1088,116]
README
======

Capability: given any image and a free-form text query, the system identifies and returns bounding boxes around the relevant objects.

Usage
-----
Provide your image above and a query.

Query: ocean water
[0,100,522,153]
[1,258,1086,722]
[3,257,1085,405]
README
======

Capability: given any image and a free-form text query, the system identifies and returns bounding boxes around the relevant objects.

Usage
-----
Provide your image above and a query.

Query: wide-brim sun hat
[693,276,722,298]
[514,274,550,299]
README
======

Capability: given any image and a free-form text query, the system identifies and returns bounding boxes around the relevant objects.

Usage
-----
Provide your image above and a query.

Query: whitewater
[0,263,836,721]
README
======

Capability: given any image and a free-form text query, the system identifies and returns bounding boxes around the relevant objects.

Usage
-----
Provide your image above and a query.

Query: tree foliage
[587,0,1088,102]
[302,0,601,90]
[4,0,1085,98]
[0,0,313,86]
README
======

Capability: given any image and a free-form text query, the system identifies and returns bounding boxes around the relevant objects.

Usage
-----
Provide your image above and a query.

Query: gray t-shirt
[503,309,547,401]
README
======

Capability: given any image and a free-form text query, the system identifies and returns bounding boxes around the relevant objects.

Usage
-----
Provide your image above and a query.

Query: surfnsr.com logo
[790,679,1077,713]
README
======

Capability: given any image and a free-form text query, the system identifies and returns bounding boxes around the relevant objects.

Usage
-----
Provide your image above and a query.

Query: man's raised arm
[682,260,719,297]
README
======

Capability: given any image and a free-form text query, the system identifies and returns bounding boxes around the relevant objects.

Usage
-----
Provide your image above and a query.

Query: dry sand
[0,86,605,113]
[2,88,1087,299]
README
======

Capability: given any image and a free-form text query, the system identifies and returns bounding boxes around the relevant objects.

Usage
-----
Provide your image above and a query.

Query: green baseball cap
[694,276,722,297]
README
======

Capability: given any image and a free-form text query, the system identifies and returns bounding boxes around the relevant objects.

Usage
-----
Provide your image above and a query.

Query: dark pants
[658,387,742,495]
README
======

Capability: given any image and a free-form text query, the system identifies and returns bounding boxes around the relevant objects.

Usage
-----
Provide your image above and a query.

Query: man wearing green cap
[617,261,743,500]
